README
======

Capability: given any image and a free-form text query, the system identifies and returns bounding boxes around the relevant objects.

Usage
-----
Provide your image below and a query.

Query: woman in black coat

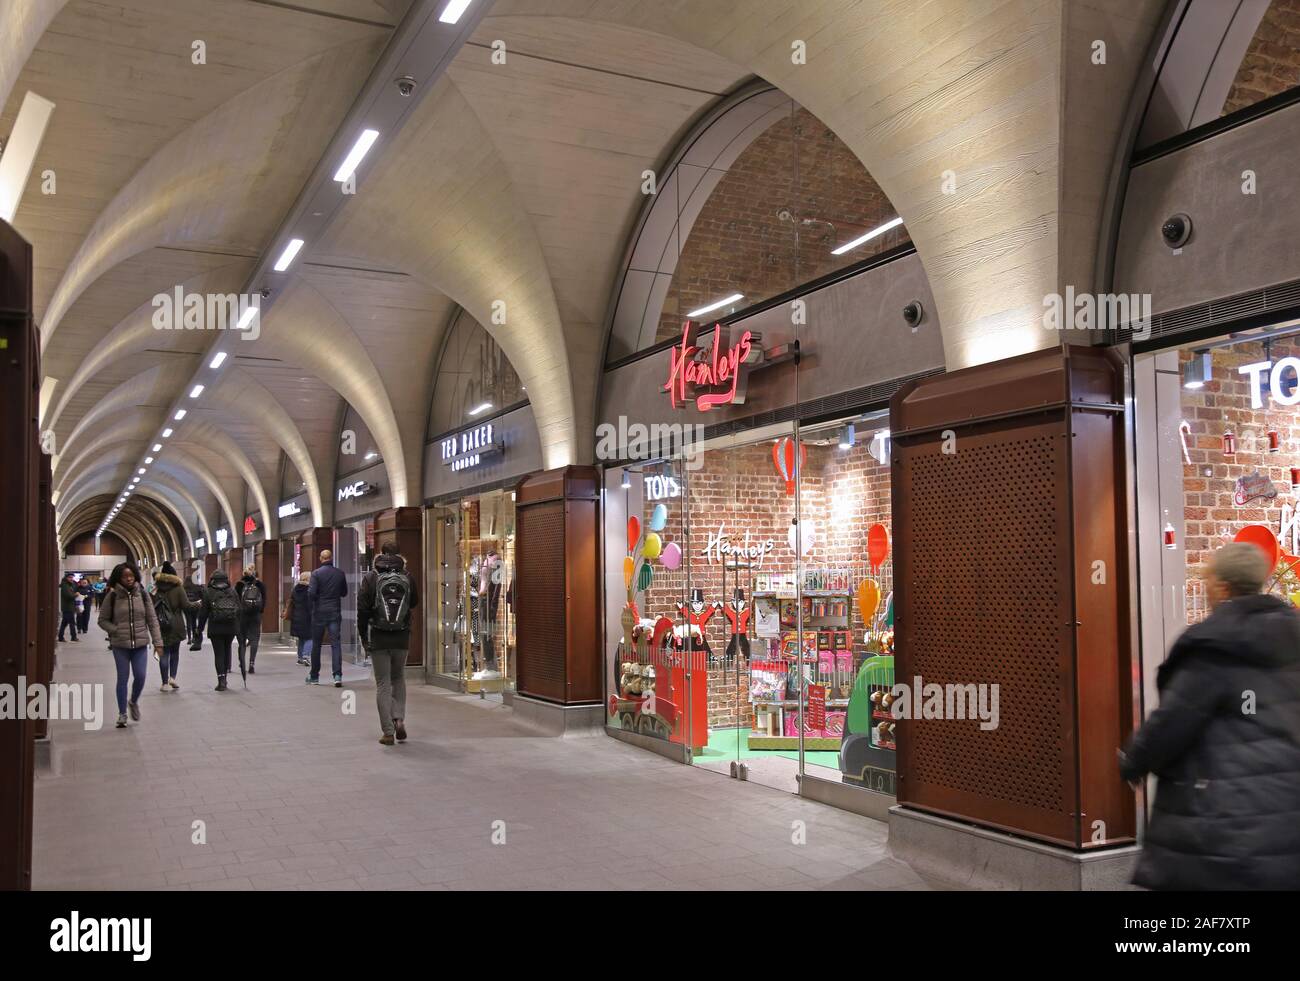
[1121,543,1300,890]
[282,572,313,666]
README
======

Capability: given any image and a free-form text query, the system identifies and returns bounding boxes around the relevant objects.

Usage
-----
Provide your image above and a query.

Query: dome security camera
[902,300,924,330]
[395,75,417,98]
[1161,213,1192,249]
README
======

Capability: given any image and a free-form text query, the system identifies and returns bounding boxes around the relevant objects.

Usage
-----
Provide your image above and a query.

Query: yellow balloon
[856,579,881,621]
[623,556,635,590]
[643,532,662,560]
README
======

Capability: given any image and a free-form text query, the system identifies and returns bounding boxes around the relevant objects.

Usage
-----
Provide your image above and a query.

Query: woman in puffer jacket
[152,561,199,692]
[98,561,163,728]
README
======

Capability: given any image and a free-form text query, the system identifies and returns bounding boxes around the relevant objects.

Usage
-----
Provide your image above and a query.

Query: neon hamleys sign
[663,321,759,411]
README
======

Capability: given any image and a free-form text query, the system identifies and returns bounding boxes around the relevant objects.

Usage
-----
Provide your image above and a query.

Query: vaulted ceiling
[3,0,1164,558]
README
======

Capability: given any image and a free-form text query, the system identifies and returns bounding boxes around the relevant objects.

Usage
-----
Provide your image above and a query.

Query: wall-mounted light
[838,424,855,449]
[1183,351,1211,389]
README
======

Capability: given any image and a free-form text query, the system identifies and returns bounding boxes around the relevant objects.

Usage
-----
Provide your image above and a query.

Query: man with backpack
[307,549,348,687]
[357,542,419,745]
[202,570,241,691]
[234,566,267,675]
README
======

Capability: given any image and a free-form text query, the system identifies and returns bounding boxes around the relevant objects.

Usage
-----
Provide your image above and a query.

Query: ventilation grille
[515,501,566,697]
[899,423,1069,818]
[1117,276,1300,343]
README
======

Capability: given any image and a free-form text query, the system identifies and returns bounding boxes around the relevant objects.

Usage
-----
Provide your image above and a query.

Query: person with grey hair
[1120,542,1300,890]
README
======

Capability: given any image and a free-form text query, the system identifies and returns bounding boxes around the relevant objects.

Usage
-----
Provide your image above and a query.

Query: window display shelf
[746,735,842,751]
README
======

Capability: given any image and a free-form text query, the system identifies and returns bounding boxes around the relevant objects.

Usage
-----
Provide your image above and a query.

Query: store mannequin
[473,550,503,680]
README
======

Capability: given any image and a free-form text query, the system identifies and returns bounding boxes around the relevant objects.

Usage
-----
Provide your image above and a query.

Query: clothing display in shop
[473,551,504,680]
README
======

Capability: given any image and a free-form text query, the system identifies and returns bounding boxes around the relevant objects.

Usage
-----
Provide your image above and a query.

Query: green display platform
[692,726,840,769]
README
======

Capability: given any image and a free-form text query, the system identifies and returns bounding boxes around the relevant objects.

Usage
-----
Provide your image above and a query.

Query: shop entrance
[607,412,898,800]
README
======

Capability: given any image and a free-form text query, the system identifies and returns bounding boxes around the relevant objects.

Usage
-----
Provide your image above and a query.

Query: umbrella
[238,640,248,689]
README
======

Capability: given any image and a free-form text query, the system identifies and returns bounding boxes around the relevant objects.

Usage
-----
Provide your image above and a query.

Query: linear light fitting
[333,129,380,183]
[439,0,474,24]
[687,293,744,318]
[831,216,905,256]
[174,409,186,421]
[190,384,204,399]
[273,238,305,272]
[210,352,227,369]
[162,428,173,438]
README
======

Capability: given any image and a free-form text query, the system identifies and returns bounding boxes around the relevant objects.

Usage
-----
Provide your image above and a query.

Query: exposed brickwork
[1179,339,1300,619]
[1222,0,1300,116]
[657,108,904,344]
[626,433,892,729]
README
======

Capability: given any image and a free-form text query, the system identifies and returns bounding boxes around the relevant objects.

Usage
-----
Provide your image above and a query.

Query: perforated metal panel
[897,420,1074,835]
[516,501,567,700]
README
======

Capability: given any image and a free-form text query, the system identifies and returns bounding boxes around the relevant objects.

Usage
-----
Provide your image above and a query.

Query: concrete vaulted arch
[144,471,215,555]
[53,363,187,473]
[176,419,276,539]
[53,415,164,497]
[152,450,241,549]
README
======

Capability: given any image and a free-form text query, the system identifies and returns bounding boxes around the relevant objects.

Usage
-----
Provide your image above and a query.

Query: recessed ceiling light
[162,428,173,437]
[333,128,380,183]
[274,238,305,272]
[137,468,146,475]
[144,457,154,464]
[152,444,162,452]
[438,0,474,24]
[687,293,744,318]
[174,409,186,421]
[831,216,905,256]
[189,384,204,399]
[210,352,227,369]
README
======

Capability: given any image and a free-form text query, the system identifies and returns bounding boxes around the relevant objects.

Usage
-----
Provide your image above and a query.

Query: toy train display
[609,661,680,739]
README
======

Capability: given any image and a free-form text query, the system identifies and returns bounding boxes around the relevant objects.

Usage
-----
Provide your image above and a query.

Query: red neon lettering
[663,323,755,412]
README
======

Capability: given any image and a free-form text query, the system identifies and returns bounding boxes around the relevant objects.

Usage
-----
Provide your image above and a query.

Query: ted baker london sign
[441,422,501,472]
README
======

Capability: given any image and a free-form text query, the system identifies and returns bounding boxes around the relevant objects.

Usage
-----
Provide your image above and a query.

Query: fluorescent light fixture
[273,238,305,272]
[831,216,905,256]
[468,402,493,417]
[209,352,227,369]
[137,468,146,475]
[174,409,186,421]
[838,423,855,449]
[439,0,474,24]
[621,472,631,490]
[189,384,204,399]
[687,293,744,318]
[162,428,173,437]
[235,305,259,332]
[1183,351,1211,389]
[144,457,154,464]
[333,128,380,182]
[0,91,56,223]
[152,443,162,452]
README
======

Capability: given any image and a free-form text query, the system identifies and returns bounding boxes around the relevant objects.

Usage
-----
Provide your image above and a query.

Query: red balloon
[1234,525,1279,568]
[627,515,640,554]
[867,523,890,572]
[772,437,806,496]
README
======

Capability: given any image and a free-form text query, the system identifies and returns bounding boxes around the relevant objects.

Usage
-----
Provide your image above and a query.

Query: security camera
[1161,213,1192,249]
[902,300,924,330]
[395,75,417,98]
[259,287,271,298]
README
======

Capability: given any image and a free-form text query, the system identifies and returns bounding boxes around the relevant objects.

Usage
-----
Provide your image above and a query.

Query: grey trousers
[370,649,407,736]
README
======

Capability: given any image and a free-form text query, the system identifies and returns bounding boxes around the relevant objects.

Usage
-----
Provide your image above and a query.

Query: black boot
[215,675,227,692]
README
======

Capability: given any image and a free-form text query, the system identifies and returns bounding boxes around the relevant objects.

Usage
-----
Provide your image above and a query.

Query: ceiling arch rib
[58,483,170,562]
[152,451,241,549]
[177,419,277,539]
[0,0,69,111]
[141,471,215,555]
[57,461,138,520]
[53,362,187,476]
[129,495,184,563]
[54,414,163,497]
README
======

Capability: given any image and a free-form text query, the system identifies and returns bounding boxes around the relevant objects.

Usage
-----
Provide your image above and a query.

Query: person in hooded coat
[1120,542,1300,890]
[201,570,241,691]
[58,572,80,642]
[152,561,199,691]
[282,571,313,666]
[98,562,163,728]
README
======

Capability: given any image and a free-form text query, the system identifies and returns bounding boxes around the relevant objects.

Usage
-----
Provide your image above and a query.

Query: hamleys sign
[662,320,794,411]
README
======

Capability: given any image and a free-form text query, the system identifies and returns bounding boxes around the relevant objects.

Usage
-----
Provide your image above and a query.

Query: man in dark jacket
[76,578,94,634]
[202,570,241,691]
[1121,542,1300,890]
[234,566,266,674]
[307,549,348,687]
[357,543,419,744]
[183,574,204,649]
[58,573,80,641]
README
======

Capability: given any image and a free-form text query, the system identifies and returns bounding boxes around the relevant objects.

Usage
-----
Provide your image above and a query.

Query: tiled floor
[35,622,934,891]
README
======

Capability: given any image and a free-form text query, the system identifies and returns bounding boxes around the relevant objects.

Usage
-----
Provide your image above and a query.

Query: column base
[887,805,1140,890]
[511,694,604,737]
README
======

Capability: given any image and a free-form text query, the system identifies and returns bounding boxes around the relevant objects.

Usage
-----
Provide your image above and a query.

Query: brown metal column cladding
[36,456,56,742]
[254,538,283,634]
[0,220,38,889]
[203,554,219,581]
[222,548,243,583]
[890,345,1136,850]
[514,467,601,704]
[373,507,424,667]
[297,527,334,574]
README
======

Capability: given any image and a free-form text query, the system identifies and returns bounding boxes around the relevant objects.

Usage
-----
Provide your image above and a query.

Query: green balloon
[637,562,654,591]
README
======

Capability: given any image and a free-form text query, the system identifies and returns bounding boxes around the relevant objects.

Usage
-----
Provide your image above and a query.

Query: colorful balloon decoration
[637,561,654,591]
[627,515,640,553]
[772,437,807,496]
[856,579,881,622]
[660,541,682,570]
[1234,524,1280,568]
[622,556,634,590]
[867,523,890,572]
[787,519,816,556]
[643,532,662,560]
[650,503,668,531]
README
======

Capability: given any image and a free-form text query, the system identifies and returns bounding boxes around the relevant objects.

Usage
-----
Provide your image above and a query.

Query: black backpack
[239,580,264,615]
[153,592,173,635]
[209,586,239,626]
[372,570,412,632]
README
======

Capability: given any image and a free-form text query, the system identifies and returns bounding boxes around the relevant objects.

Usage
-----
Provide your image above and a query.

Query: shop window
[607,415,897,796]
[335,404,380,477]
[428,310,525,438]
[1222,0,1300,117]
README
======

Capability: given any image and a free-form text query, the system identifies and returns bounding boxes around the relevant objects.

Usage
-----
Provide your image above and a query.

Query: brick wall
[656,108,904,344]
[1222,0,1300,116]
[1179,338,1300,618]
[627,431,893,729]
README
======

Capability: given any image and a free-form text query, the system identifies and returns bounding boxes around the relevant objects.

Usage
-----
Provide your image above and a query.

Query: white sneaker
[160,683,169,692]
[168,679,180,690]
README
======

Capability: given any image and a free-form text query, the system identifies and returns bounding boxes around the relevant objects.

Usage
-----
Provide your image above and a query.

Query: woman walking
[284,571,313,666]
[152,562,198,691]
[202,570,241,691]
[98,562,163,728]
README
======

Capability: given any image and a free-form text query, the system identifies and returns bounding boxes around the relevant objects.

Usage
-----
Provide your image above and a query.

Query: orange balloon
[856,579,881,621]
[623,556,635,590]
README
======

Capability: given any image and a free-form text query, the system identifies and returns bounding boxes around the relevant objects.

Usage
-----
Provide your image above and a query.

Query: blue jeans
[158,642,180,683]
[112,646,148,715]
[296,636,313,661]
[310,618,342,679]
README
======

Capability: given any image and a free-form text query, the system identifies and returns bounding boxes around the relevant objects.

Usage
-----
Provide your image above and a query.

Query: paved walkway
[34,621,936,891]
